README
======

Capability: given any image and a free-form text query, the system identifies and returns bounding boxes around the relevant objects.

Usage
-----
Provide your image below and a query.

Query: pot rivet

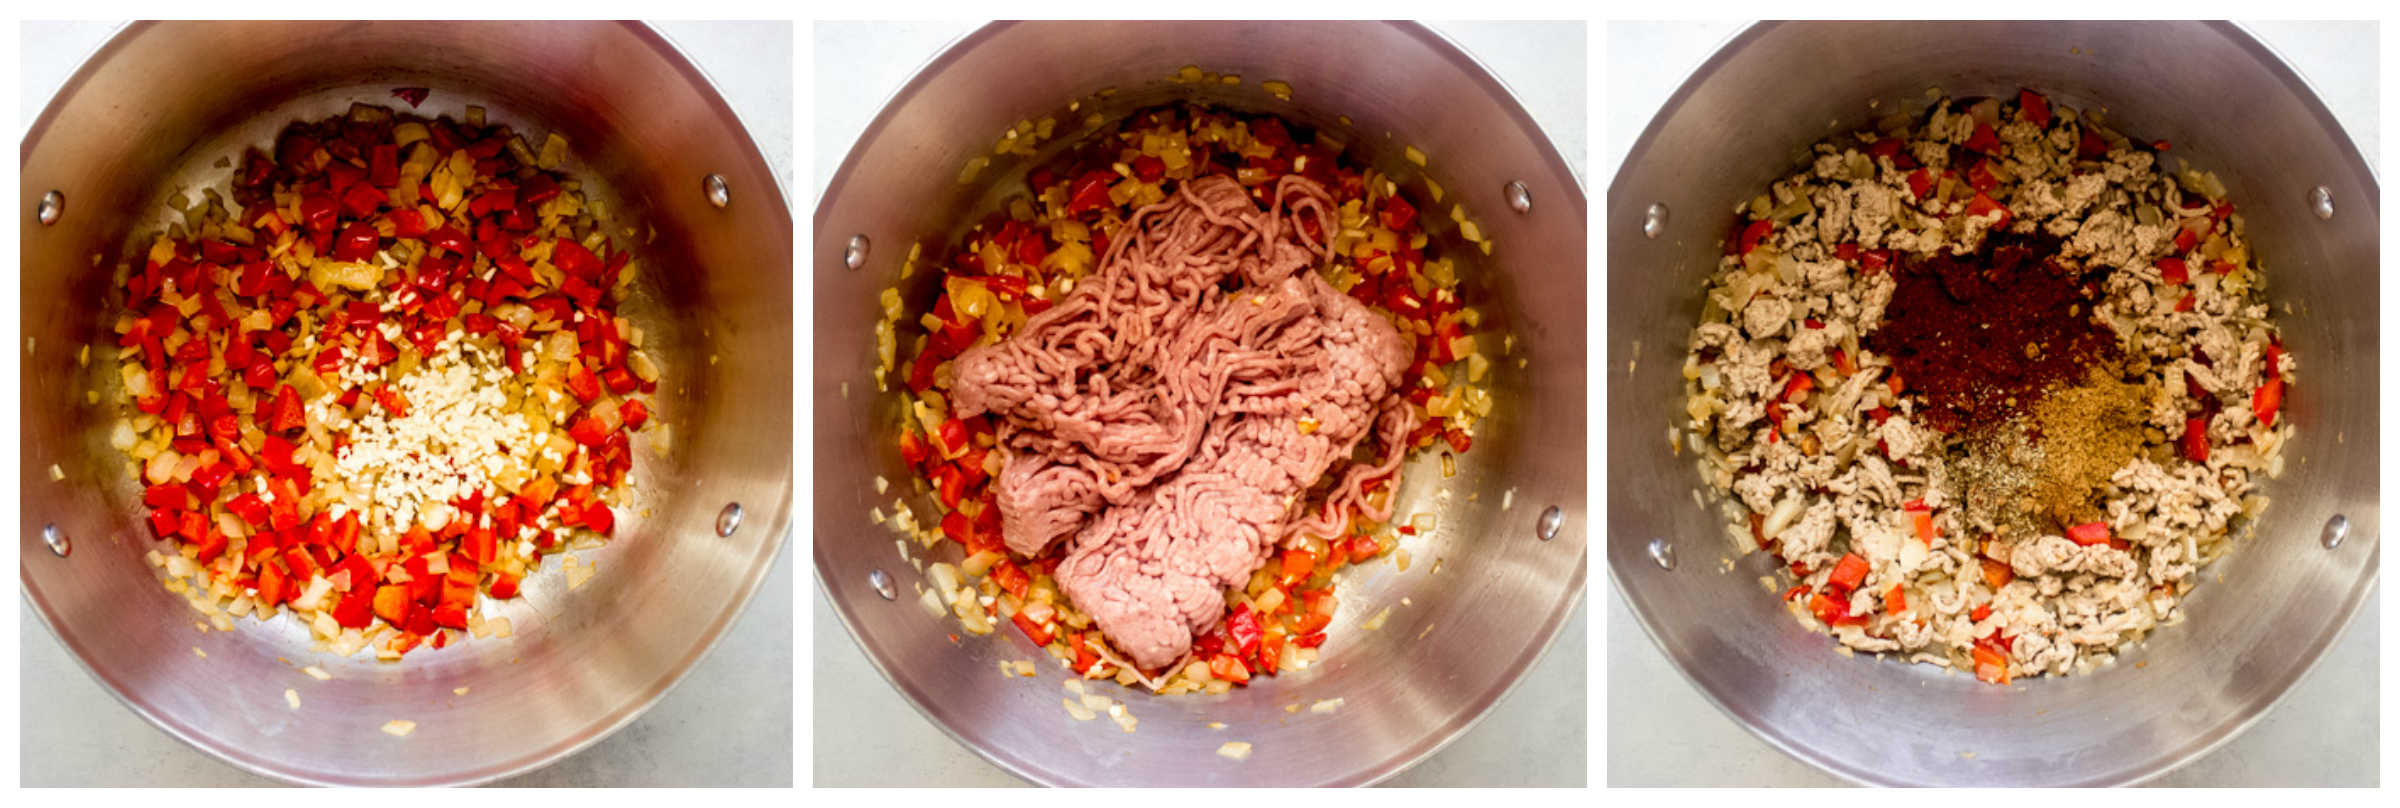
[38,191,65,225]
[2309,186,2334,220]
[43,524,70,558]
[2321,514,2348,549]
[869,569,897,601]
[1643,203,1669,238]
[845,234,872,271]
[1505,181,1531,214]
[1647,537,1675,570]
[1536,506,1563,541]
[716,502,744,537]
[704,174,730,209]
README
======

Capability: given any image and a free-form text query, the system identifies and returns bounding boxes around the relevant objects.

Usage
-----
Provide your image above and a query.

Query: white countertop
[1603,19,2379,787]
[17,20,795,787]
[809,20,1589,787]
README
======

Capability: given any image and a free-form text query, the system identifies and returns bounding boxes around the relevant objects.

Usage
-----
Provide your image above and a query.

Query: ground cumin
[2028,365,2149,528]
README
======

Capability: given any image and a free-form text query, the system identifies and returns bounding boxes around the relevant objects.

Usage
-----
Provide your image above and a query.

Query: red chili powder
[1865,233,2122,434]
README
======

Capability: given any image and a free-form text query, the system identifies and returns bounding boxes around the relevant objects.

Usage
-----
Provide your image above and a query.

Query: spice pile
[113,98,659,659]
[1678,88,2293,684]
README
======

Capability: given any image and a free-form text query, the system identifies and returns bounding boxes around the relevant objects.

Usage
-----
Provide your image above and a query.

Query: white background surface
[809,20,1588,787]
[1604,20,2380,787]
[16,20,795,786]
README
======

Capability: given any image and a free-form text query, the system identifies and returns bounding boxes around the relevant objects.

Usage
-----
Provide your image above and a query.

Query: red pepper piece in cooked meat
[2158,257,2189,285]
[2066,521,2111,546]
[1886,583,1908,614]
[1737,219,1774,255]
[2019,89,2051,129]
[1973,646,2012,684]
[1980,558,2014,591]
[2182,416,2211,463]
[2253,377,2284,427]
[1963,122,2002,155]
[2077,123,2113,159]
[1826,553,1870,595]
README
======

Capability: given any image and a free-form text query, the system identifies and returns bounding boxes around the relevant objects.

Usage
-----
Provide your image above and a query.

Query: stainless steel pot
[814,20,1585,786]
[19,20,793,786]
[1607,20,2378,787]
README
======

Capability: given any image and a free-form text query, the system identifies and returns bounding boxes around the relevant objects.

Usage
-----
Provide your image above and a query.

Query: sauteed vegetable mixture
[1680,89,2292,684]
[113,98,660,658]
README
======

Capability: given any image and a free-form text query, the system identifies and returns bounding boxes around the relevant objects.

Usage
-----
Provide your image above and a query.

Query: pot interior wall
[20,21,791,785]
[1607,20,2377,786]
[814,21,1585,786]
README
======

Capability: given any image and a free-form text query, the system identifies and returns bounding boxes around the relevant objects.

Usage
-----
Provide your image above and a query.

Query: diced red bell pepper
[1864,138,1905,160]
[255,561,291,608]
[331,588,375,629]
[1912,511,1937,543]
[1980,558,2014,591]
[989,559,1032,599]
[1886,583,1908,614]
[489,574,522,600]
[225,486,271,525]
[1963,122,2002,154]
[2158,257,2189,285]
[373,585,413,625]
[2254,377,2284,428]
[553,239,601,280]
[1737,219,1774,255]
[1295,589,1338,635]
[1131,155,1167,184]
[143,484,190,510]
[1226,604,1264,654]
[1826,553,1870,594]
[330,221,381,262]
[1964,192,2011,230]
[2066,522,2112,546]
[1906,168,1935,201]
[2182,416,2211,463]
[1067,170,1115,216]
[270,385,305,432]
[1973,646,2011,684]
[1011,610,1056,647]
[584,502,615,536]
[1380,194,1418,231]
[1280,549,1317,585]
[1972,603,1993,622]
[1861,249,1892,275]
[1808,592,1864,627]
[935,464,967,510]
[564,360,602,402]
[1209,653,1252,684]
[2078,126,2110,159]
[2019,89,2051,129]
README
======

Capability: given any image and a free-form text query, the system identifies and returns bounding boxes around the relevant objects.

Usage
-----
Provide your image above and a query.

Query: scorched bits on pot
[1679,89,2293,685]
[873,102,1495,695]
[110,99,662,659]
